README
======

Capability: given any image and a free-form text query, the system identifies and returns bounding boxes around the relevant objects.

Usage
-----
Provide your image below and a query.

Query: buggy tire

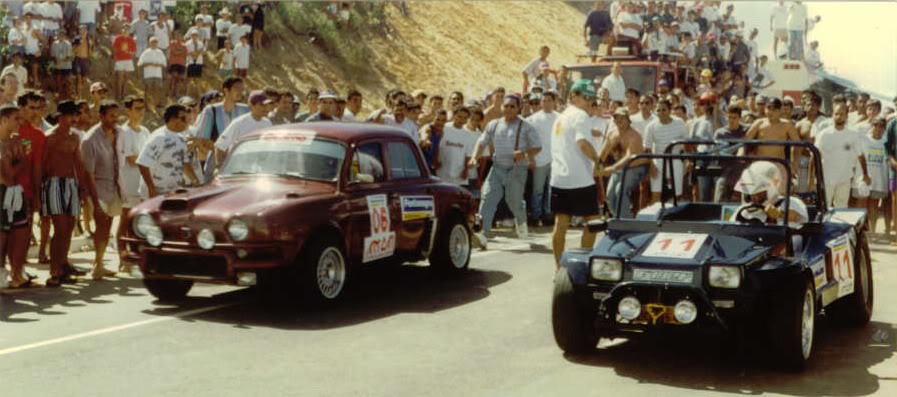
[429,216,471,274]
[552,268,598,354]
[827,232,874,327]
[768,277,815,372]
[144,279,193,302]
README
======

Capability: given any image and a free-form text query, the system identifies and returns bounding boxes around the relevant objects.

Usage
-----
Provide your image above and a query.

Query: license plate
[633,269,694,284]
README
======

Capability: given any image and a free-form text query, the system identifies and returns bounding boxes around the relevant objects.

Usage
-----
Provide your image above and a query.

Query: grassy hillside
[40,2,589,120]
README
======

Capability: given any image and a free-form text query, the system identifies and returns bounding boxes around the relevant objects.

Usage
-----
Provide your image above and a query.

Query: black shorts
[217,36,226,50]
[73,57,90,76]
[168,64,186,75]
[550,184,600,216]
[187,63,203,78]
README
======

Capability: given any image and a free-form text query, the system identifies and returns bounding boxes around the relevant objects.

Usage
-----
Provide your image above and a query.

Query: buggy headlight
[227,219,249,241]
[133,214,156,238]
[590,258,622,281]
[618,296,641,320]
[709,266,741,288]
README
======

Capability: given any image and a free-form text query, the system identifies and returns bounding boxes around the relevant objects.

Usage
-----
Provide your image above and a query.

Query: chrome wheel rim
[449,224,470,269]
[316,247,346,299]
[801,288,815,359]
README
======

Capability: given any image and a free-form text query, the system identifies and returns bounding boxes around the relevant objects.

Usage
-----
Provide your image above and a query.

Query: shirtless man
[794,91,828,195]
[0,106,36,289]
[40,101,86,287]
[599,108,653,218]
[744,97,801,180]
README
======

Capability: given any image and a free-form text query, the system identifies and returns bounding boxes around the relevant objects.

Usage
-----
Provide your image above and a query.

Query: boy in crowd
[137,37,166,111]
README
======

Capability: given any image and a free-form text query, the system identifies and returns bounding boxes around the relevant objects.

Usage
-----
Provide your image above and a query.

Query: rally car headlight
[197,229,216,250]
[709,266,741,289]
[227,219,249,241]
[618,296,641,320]
[146,226,163,247]
[590,258,622,281]
[133,214,156,238]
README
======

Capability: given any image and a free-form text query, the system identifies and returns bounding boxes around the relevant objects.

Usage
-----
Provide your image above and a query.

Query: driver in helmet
[733,161,808,229]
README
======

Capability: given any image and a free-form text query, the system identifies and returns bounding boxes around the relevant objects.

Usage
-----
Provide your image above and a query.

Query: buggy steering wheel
[734,203,767,225]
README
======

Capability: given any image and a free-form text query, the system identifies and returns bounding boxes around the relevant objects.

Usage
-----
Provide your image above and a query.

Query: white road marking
[0,303,234,356]
[0,232,582,357]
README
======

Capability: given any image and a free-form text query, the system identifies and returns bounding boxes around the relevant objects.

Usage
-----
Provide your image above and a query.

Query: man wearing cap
[548,80,602,266]
[305,90,339,122]
[598,107,651,219]
[215,8,232,51]
[600,62,626,103]
[40,100,86,286]
[525,91,558,226]
[469,94,541,240]
[215,90,273,159]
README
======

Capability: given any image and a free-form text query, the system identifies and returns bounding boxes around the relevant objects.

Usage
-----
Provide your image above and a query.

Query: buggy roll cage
[617,139,828,228]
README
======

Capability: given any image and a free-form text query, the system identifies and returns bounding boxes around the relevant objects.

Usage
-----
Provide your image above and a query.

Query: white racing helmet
[735,161,783,203]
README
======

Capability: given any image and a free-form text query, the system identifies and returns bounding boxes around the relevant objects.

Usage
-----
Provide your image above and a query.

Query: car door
[383,139,437,255]
[345,141,399,264]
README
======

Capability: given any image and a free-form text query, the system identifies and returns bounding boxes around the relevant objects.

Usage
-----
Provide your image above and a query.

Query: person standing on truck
[786,0,808,61]
[614,1,642,56]
[770,0,789,59]
[600,62,626,103]
[521,45,550,95]
[583,1,613,62]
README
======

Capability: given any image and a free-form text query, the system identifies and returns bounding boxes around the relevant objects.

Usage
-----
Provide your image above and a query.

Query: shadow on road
[141,266,512,330]
[0,276,147,323]
[564,320,896,396]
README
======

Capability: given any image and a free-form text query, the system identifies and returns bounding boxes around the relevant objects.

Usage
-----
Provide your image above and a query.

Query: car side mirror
[587,219,608,233]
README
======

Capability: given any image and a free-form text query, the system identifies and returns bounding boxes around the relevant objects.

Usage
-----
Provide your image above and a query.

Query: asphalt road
[1,228,895,397]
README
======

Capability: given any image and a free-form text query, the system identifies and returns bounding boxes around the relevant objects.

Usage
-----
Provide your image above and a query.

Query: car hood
[600,231,776,266]
[152,177,336,218]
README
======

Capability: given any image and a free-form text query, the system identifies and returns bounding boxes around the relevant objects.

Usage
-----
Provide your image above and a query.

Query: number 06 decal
[642,233,709,259]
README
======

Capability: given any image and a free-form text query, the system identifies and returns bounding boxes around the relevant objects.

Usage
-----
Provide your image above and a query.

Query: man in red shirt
[112,26,137,100]
[9,91,46,280]
[167,33,188,101]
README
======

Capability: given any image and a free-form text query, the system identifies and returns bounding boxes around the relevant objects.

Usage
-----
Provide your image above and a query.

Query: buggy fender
[560,249,592,285]
[750,257,813,292]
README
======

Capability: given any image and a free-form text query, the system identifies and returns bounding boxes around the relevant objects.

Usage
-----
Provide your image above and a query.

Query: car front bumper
[121,237,290,284]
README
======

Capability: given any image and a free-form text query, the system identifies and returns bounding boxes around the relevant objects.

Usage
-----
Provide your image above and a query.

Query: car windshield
[570,65,656,96]
[612,144,821,227]
[220,136,346,182]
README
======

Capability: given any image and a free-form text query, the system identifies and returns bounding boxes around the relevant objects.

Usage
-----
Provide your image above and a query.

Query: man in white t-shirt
[770,0,789,58]
[615,2,642,55]
[814,104,870,208]
[549,80,602,267]
[215,90,273,157]
[137,104,201,198]
[384,100,419,144]
[629,94,657,138]
[526,91,559,225]
[643,99,688,203]
[229,15,252,47]
[787,0,808,61]
[77,0,100,37]
[115,96,150,269]
[136,37,166,110]
[600,62,626,102]
[150,13,171,51]
[432,110,475,186]
[521,45,549,94]
[39,0,62,37]
[215,8,233,50]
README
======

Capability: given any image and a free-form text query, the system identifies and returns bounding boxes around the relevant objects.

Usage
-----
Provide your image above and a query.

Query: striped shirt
[644,118,688,155]
[478,117,541,168]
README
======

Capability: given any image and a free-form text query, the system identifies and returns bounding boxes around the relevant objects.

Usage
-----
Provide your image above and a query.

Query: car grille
[147,253,228,278]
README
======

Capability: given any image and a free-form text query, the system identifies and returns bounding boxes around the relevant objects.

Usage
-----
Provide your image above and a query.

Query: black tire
[294,235,349,305]
[768,276,815,371]
[552,268,598,354]
[827,232,874,327]
[428,215,471,273]
[143,279,193,301]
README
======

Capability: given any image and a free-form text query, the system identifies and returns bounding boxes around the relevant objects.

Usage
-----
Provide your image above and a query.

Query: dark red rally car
[120,123,476,303]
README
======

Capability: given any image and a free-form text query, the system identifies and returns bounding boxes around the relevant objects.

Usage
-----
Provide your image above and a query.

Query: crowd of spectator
[1,1,896,289]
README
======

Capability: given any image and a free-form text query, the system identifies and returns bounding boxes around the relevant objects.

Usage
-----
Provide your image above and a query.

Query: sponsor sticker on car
[811,258,827,289]
[363,194,395,263]
[260,130,316,144]
[641,233,709,259]
[827,234,854,298]
[400,196,435,221]
[632,269,694,284]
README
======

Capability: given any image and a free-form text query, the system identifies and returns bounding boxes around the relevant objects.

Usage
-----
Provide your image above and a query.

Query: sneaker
[499,219,515,229]
[516,222,529,239]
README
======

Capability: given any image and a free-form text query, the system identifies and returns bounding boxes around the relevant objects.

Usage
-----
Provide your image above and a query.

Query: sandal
[64,264,88,277]
[38,255,51,264]
[92,268,117,281]
[7,279,43,289]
